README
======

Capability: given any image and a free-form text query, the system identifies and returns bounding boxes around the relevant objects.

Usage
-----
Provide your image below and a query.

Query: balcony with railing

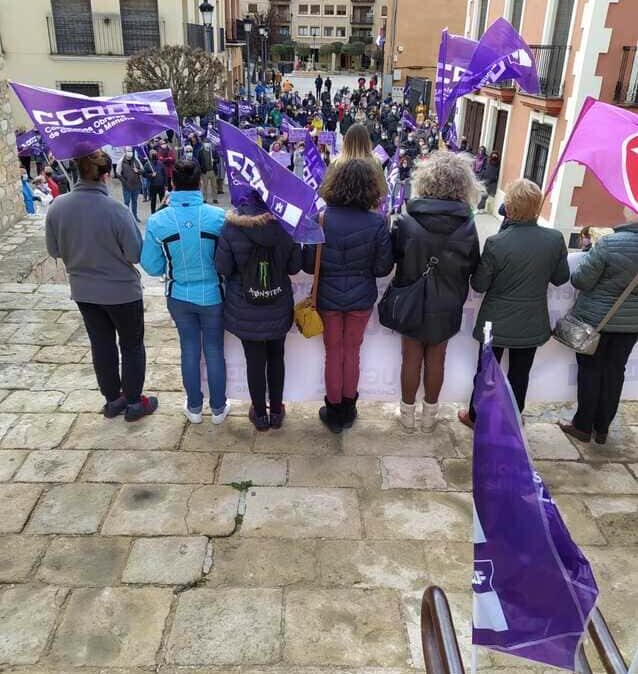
[352,11,373,25]
[47,12,164,57]
[614,46,638,107]
[482,78,516,103]
[518,44,570,115]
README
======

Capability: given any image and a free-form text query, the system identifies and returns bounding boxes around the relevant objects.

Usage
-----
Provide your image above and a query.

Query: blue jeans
[167,298,226,413]
[123,187,140,220]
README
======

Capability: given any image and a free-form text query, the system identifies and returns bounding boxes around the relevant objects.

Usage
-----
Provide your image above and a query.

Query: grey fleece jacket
[45,180,143,305]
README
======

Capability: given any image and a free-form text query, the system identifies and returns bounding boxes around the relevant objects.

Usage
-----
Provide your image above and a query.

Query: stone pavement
[0,209,636,673]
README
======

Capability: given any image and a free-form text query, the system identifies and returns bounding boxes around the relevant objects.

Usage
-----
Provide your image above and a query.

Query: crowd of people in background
[37,71,638,445]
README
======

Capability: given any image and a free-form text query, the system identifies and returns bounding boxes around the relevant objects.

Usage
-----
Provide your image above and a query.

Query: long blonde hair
[338,124,373,162]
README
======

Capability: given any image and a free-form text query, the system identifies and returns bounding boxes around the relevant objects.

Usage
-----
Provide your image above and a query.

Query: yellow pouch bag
[294,241,323,338]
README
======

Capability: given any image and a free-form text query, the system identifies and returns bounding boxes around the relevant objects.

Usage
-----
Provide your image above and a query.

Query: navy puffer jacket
[216,220,302,341]
[302,205,394,312]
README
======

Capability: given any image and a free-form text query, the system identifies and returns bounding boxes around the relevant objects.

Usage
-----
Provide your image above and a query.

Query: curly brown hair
[319,158,387,211]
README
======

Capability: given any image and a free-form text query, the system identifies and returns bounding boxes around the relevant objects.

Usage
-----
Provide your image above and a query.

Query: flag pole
[471,644,478,674]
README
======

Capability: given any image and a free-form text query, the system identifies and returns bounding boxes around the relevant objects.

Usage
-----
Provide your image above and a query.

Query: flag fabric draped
[16,129,43,157]
[545,97,638,212]
[436,19,538,125]
[218,120,322,244]
[10,82,179,160]
[401,110,418,131]
[472,342,599,671]
[380,147,402,215]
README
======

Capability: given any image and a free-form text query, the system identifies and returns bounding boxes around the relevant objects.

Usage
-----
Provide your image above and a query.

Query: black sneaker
[125,395,159,422]
[102,395,127,419]
[249,405,270,432]
[270,405,286,430]
[319,397,343,434]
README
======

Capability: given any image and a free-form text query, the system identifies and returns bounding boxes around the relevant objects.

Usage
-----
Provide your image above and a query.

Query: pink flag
[546,97,638,211]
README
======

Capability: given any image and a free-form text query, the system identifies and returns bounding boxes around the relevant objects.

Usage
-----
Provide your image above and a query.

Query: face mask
[125,152,133,159]
[21,175,28,182]
[582,237,591,248]
[185,152,193,159]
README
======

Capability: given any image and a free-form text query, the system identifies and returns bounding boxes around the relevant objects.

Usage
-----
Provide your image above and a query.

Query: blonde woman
[392,152,481,431]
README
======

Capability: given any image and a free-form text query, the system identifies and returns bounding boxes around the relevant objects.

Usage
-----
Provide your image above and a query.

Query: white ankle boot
[398,401,416,430]
[421,401,439,432]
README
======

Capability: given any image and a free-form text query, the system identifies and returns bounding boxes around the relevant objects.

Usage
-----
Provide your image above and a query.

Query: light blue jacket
[141,190,225,305]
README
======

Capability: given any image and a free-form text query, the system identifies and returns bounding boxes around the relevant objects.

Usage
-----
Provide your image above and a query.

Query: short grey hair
[411,151,482,207]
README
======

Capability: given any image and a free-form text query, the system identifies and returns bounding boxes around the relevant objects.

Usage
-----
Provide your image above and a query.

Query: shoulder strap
[310,211,324,309]
[596,270,638,332]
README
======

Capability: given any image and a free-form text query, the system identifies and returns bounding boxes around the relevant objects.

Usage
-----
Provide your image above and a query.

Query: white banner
[209,254,638,402]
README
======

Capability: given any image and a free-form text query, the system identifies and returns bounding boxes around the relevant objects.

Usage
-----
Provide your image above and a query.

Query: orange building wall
[385,0,466,103]
[570,1,636,227]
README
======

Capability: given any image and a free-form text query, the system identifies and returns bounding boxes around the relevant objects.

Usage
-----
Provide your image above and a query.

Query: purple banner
[401,110,418,130]
[239,100,255,118]
[10,82,179,161]
[373,144,389,164]
[216,98,236,117]
[318,130,337,153]
[437,19,539,124]
[183,120,204,137]
[281,112,301,130]
[435,29,478,123]
[206,126,221,147]
[218,120,322,244]
[287,127,307,143]
[16,129,43,157]
[303,132,326,194]
[241,127,259,143]
[472,344,598,670]
[381,147,402,215]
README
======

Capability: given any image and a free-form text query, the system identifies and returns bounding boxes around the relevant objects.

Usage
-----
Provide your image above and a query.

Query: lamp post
[243,18,252,100]
[258,26,269,83]
[198,1,214,54]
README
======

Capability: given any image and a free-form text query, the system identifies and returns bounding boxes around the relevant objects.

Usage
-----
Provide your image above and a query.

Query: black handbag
[378,256,440,333]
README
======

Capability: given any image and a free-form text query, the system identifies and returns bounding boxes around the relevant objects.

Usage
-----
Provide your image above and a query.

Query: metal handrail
[421,586,465,674]
[588,608,628,674]
[420,587,628,674]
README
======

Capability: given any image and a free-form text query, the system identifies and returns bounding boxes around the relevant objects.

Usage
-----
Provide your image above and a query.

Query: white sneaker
[183,400,203,424]
[421,400,439,432]
[212,401,232,425]
[398,401,416,430]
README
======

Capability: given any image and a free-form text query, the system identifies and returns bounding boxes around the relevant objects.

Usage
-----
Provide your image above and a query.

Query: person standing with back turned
[45,150,158,421]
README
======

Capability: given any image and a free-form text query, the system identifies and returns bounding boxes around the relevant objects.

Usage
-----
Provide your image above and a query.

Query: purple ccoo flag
[241,127,259,143]
[472,339,598,671]
[16,129,43,157]
[287,127,307,143]
[206,126,221,147]
[401,110,418,131]
[302,131,327,215]
[281,112,300,130]
[318,130,337,153]
[216,98,236,117]
[10,82,179,161]
[218,120,322,244]
[436,29,478,123]
[238,100,255,118]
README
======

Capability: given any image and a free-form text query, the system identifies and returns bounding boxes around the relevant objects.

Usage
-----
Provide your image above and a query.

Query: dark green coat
[472,220,570,347]
[571,223,638,333]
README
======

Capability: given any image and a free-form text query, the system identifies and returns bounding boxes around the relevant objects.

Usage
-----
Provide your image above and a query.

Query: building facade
[383,0,467,102]
[0,54,24,231]
[0,0,244,127]
[458,0,638,232]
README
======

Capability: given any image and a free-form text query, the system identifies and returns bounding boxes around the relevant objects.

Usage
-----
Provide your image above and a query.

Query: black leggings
[241,338,286,417]
[469,345,537,422]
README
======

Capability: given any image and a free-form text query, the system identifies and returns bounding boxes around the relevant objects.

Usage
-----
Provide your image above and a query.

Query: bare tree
[125,45,225,119]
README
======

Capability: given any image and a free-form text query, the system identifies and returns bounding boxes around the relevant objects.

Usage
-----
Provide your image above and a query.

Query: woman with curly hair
[302,159,394,433]
[392,151,481,432]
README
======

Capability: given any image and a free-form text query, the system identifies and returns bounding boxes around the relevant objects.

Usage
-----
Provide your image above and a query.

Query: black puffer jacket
[302,205,393,312]
[216,221,302,341]
[472,220,570,347]
[571,223,638,333]
[392,198,480,343]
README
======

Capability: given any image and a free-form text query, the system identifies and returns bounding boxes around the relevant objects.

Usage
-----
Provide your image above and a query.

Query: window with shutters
[510,0,524,32]
[50,0,95,55]
[524,122,553,188]
[119,0,161,55]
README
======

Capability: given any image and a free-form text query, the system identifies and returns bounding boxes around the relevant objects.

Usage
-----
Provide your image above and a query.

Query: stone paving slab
[33,345,88,364]
[0,389,65,413]
[82,450,218,484]
[360,490,472,541]
[536,460,638,494]
[0,585,68,665]
[0,448,28,480]
[64,413,185,450]
[0,534,48,582]
[122,536,208,585]
[0,344,41,363]
[217,453,287,486]
[284,589,407,667]
[49,587,172,667]
[42,364,100,390]
[288,455,380,488]
[380,457,447,490]
[241,487,362,539]
[582,495,638,544]
[1,412,75,449]
[0,363,57,389]
[181,417,255,453]
[185,486,241,536]
[166,588,283,665]
[27,483,115,534]
[5,309,62,323]
[252,417,342,455]
[10,322,77,346]
[0,483,43,533]
[14,449,88,482]
[37,536,131,586]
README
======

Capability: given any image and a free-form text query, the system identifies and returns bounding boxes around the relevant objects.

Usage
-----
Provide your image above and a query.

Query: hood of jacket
[406,198,473,235]
[240,220,286,248]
